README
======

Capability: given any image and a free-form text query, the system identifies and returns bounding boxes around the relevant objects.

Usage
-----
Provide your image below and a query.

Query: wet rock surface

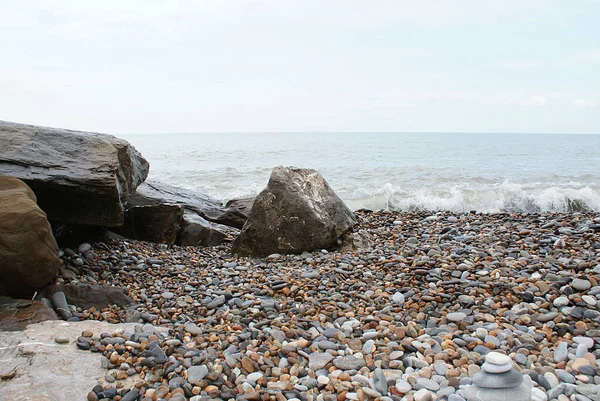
[4,210,600,401]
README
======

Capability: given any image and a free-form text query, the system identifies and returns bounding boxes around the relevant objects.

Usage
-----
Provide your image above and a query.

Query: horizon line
[118,130,600,136]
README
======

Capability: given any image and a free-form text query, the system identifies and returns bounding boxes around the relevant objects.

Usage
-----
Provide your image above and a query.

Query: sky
[1,0,599,134]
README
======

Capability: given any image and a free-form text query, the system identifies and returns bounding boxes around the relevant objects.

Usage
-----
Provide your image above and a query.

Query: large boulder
[232,167,356,256]
[0,176,61,297]
[177,211,240,247]
[129,179,247,228]
[0,120,149,227]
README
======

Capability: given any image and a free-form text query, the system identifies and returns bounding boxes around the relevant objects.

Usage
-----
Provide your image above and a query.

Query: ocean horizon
[117,132,600,213]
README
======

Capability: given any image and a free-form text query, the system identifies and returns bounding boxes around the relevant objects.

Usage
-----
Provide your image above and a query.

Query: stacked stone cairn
[464,351,531,401]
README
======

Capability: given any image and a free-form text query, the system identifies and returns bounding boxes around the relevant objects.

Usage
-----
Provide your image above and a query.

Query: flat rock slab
[0,320,137,401]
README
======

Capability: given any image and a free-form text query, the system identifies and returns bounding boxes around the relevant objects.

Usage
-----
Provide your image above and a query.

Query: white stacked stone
[464,352,532,401]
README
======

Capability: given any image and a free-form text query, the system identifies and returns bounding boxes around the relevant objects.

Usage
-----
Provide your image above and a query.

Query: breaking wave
[345,181,600,213]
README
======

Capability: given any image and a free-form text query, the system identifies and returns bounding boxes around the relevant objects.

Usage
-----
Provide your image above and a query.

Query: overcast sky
[2,0,599,134]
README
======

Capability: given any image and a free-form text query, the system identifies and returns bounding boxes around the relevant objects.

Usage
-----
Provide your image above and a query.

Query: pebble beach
[58,210,600,401]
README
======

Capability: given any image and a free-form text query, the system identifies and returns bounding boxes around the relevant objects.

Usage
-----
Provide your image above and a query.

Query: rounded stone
[413,389,433,401]
[54,335,69,344]
[447,312,467,322]
[482,362,512,374]
[186,365,208,384]
[554,342,568,363]
[553,296,569,307]
[332,355,366,370]
[308,352,333,370]
[573,336,594,349]
[473,369,524,389]
[572,278,591,291]
[485,352,511,366]
[395,379,412,393]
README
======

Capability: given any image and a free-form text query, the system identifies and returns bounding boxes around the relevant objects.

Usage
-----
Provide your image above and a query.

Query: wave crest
[346,181,600,213]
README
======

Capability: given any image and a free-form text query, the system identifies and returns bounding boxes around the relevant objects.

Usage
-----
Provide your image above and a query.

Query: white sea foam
[345,182,600,212]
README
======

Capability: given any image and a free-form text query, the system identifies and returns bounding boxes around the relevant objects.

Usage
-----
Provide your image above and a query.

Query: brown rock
[38,283,132,310]
[0,176,61,297]
[0,296,58,331]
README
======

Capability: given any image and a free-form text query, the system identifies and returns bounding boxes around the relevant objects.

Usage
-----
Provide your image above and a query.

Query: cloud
[573,98,599,107]
[517,96,548,107]
[492,60,540,69]
[561,48,600,66]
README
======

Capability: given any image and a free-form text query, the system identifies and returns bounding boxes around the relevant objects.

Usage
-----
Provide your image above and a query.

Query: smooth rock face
[0,120,149,227]
[232,167,356,256]
[122,203,183,244]
[131,180,247,229]
[177,211,239,247]
[0,176,61,297]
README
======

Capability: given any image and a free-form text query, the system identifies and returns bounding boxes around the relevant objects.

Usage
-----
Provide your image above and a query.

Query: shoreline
[46,210,600,400]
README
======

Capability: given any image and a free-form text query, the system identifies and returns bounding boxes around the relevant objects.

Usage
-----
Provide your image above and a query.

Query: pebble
[54,335,69,344]
[555,342,569,362]
[308,352,333,370]
[447,312,467,322]
[333,355,366,370]
[572,278,592,291]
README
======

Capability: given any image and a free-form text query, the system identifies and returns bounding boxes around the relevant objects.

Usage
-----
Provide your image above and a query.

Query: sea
[117,132,600,213]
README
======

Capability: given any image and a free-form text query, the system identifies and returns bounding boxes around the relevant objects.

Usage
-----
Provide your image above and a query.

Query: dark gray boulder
[0,176,61,298]
[177,211,240,247]
[232,167,356,257]
[0,120,149,227]
[130,180,247,229]
[122,203,183,244]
